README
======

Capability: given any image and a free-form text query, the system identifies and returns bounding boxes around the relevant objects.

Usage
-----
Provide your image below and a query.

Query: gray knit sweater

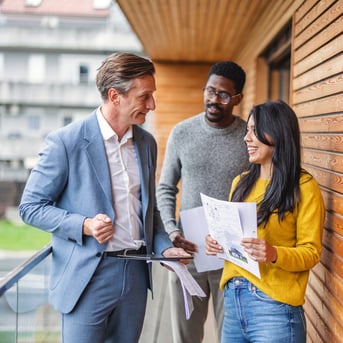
[157,112,250,234]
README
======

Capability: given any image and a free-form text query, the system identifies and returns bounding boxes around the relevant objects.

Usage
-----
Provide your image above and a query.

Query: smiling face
[117,74,156,126]
[244,115,275,179]
[203,74,242,127]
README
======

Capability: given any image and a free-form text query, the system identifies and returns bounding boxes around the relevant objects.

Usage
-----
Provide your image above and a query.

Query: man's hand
[162,247,193,266]
[169,232,197,254]
[83,214,114,244]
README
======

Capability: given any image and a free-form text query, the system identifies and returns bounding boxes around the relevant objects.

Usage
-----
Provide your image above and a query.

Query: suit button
[96,252,102,257]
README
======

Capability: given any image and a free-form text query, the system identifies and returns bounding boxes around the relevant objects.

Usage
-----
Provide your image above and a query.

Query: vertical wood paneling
[292,1,343,341]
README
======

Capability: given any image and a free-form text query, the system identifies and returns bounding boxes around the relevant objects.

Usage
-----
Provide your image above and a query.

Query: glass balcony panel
[0,254,61,342]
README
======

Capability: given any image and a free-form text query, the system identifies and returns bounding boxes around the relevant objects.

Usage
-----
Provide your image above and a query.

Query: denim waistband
[227,277,255,290]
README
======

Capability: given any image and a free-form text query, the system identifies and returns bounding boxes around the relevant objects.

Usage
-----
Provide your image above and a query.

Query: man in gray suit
[19,52,190,343]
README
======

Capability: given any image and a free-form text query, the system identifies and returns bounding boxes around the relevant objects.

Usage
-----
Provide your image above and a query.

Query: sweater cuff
[165,223,179,235]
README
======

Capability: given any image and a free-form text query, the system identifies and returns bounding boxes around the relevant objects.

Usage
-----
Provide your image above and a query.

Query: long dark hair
[231,100,303,225]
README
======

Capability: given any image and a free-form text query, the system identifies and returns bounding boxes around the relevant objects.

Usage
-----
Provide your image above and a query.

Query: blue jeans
[222,278,306,343]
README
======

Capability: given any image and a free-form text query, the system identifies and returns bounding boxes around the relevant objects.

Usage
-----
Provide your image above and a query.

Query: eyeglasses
[203,87,240,105]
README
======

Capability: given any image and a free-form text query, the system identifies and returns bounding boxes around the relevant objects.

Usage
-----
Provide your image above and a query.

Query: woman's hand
[241,237,277,263]
[205,234,224,255]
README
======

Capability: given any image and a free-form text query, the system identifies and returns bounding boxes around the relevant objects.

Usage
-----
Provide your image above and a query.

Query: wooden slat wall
[235,0,305,118]
[292,0,343,342]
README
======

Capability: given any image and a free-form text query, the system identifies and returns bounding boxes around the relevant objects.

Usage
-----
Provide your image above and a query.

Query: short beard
[205,104,224,123]
[205,112,224,122]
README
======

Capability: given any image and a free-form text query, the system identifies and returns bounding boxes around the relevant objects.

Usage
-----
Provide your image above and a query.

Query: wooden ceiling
[116,0,294,63]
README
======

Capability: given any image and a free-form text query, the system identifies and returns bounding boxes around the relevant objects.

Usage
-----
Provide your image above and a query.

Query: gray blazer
[19,111,172,313]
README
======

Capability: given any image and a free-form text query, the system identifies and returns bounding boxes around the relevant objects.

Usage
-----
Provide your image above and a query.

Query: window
[260,22,291,103]
[28,115,40,130]
[28,54,46,84]
[79,64,89,84]
[0,54,4,80]
[63,116,73,126]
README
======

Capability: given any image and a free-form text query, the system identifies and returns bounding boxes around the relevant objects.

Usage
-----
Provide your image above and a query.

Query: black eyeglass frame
[203,87,241,105]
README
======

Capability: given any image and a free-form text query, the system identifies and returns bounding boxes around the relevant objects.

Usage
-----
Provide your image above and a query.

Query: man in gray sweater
[156,61,250,343]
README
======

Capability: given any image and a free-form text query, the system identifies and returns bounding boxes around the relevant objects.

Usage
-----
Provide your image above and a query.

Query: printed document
[200,193,260,278]
[180,206,224,272]
[149,260,206,319]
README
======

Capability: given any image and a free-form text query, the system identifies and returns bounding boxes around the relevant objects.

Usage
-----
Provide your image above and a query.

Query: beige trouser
[168,260,224,343]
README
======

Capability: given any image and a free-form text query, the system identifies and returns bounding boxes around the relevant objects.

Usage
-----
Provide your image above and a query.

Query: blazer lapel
[133,126,149,221]
[83,113,113,206]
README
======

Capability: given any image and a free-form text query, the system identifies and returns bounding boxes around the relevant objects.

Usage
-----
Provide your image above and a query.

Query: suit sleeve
[19,132,85,245]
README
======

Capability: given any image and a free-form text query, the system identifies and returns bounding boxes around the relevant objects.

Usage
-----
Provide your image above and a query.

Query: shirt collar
[96,107,133,142]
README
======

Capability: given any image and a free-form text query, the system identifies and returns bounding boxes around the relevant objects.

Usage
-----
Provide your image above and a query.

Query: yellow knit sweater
[220,172,325,306]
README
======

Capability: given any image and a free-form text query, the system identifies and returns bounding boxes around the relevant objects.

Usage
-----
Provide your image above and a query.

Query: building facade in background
[0,0,142,213]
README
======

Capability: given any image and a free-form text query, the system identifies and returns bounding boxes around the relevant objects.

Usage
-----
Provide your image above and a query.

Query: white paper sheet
[160,260,206,319]
[200,193,260,278]
[179,206,224,273]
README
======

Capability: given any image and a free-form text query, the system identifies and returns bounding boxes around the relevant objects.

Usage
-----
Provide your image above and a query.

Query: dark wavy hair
[231,100,304,225]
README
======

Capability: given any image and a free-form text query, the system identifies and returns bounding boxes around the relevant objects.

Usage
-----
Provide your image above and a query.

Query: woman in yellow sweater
[206,100,325,343]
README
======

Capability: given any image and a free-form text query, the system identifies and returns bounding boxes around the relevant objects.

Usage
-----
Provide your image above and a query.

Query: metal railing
[0,244,52,297]
[0,243,61,342]
[0,244,217,343]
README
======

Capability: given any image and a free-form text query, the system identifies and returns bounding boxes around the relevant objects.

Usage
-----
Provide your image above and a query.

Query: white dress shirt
[96,107,144,251]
